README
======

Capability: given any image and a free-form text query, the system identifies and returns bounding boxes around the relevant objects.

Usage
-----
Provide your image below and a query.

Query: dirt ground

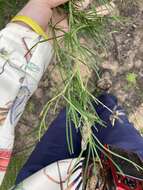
[2,0,143,189]
[100,0,143,130]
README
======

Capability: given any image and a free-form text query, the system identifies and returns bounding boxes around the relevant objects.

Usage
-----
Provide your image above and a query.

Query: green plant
[40,0,113,149]
[39,0,143,178]
[126,72,137,85]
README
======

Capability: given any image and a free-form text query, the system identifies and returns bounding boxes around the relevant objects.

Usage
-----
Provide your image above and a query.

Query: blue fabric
[16,109,81,184]
[16,93,143,184]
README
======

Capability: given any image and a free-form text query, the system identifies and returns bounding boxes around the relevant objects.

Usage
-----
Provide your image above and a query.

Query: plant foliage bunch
[40,0,112,153]
[39,0,143,177]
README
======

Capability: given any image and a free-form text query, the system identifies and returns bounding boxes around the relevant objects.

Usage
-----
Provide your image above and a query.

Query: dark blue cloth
[16,109,81,184]
[16,93,143,184]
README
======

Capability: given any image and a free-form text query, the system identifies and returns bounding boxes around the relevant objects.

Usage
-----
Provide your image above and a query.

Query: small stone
[127,33,131,37]
[97,71,112,91]
[132,24,137,29]
[97,78,112,91]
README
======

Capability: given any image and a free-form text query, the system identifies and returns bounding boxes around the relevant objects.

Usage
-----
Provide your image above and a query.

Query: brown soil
[100,0,143,129]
